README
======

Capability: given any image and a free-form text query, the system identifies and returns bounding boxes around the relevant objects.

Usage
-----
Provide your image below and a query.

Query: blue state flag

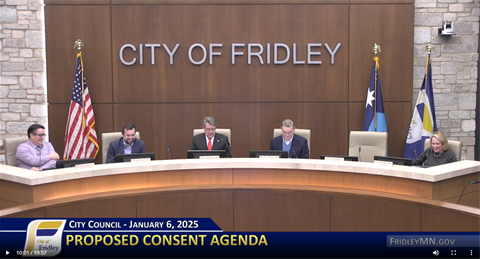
[363,58,387,132]
[403,58,437,159]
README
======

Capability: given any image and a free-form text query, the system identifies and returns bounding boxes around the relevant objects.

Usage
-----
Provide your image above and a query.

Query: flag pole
[425,43,433,130]
[425,43,434,80]
[64,39,99,160]
[372,43,381,131]
[74,39,86,158]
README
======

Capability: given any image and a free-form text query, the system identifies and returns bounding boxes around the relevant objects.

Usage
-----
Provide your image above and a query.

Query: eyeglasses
[33,133,46,137]
[282,131,294,135]
[204,128,216,132]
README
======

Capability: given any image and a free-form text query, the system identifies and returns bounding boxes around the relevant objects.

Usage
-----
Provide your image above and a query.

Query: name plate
[259,155,280,159]
[75,163,95,170]
[374,160,393,166]
[324,157,345,162]
[131,158,151,163]
[199,156,220,159]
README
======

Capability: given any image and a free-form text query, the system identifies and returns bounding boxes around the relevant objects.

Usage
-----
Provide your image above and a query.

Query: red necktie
[208,138,212,150]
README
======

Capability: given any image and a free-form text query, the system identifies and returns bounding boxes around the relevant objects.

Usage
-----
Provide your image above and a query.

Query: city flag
[403,57,437,159]
[63,52,99,160]
[363,57,387,132]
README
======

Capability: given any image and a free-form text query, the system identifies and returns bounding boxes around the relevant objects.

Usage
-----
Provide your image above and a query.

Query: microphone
[457,181,480,204]
[105,155,118,164]
[219,139,234,158]
[106,147,122,163]
[106,140,125,163]
[414,149,418,157]
[166,145,171,159]
[358,147,362,162]
[291,148,298,158]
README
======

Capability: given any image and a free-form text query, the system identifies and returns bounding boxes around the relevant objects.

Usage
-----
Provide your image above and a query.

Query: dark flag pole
[372,43,381,131]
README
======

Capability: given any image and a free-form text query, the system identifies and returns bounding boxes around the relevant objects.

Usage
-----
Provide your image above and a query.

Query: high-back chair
[424,138,462,160]
[348,131,388,162]
[4,136,29,166]
[193,129,232,146]
[273,129,311,156]
[101,132,140,163]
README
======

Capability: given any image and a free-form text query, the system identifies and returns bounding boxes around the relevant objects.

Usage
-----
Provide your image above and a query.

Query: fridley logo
[23,220,66,257]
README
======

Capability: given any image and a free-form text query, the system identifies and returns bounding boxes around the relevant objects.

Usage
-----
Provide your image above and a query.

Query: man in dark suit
[106,124,146,163]
[191,117,232,158]
[270,119,309,158]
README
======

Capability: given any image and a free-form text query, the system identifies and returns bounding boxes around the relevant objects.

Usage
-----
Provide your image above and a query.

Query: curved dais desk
[1,159,479,231]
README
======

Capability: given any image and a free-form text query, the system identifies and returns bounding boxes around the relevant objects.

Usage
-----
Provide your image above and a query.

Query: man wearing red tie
[191,116,232,158]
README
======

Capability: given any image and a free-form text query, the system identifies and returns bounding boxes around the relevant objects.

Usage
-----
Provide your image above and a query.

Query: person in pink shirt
[16,124,60,171]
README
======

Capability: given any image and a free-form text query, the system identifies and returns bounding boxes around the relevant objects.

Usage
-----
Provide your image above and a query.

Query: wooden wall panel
[234,190,331,231]
[233,169,434,198]
[45,0,110,4]
[433,172,480,201]
[45,197,137,217]
[44,1,414,162]
[0,200,22,210]
[113,103,348,159]
[0,180,33,206]
[44,0,413,4]
[350,0,413,3]
[349,4,414,102]
[11,210,46,218]
[31,169,232,202]
[331,195,422,231]
[111,0,350,4]
[111,4,349,103]
[45,5,112,104]
[136,191,234,231]
[444,192,480,208]
[421,206,480,231]
[7,184,476,232]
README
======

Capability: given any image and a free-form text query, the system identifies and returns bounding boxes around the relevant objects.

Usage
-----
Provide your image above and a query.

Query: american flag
[63,52,99,160]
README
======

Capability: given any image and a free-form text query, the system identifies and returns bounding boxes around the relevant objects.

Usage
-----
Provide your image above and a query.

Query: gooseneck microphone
[291,148,298,158]
[219,139,234,158]
[457,181,480,204]
[412,150,419,165]
[105,155,119,164]
[166,145,171,159]
[106,146,124,163]
[358,147,362,162]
